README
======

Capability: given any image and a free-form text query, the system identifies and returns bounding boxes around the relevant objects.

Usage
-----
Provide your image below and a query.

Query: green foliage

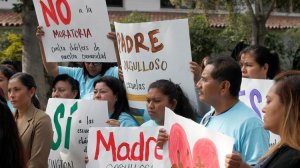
[118,12,150,23]
[0,32,23,62]
[265,29,300,70]
[219,13,252,52]
[111,12,151,31]
[188,14,220,62]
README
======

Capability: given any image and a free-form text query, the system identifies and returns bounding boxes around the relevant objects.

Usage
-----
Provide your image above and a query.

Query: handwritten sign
[115,19,198,109]
[33,0,116,62]
[87,127,163,168]
[239,78,280,146]
[46,98,109,168]
[163,108,234,168]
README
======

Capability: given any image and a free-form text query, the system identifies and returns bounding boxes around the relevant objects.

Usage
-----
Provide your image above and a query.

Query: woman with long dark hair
[142,79,196,126]
[8,73,53,168]
[93,76,139,127]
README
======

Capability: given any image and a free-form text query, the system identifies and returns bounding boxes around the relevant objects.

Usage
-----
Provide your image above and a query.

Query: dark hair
[148,79,196,121]
[231,41,249,61]
[0,96,25,168]
[1,60,21,72]
[83,63,118,78]
[207,56,242,98]
[239,45,281,79]
[10,72,41,109]
[93,76,130,120]
[0,64,15,80]
[0,88,6,103]
[52,74,80,99]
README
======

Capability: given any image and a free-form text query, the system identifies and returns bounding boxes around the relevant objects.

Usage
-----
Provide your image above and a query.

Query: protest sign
[115,19,198,109]
[164,108,234,168]
[46,98,109,168]
[33,0,116,62]
[87,127,162,168]
[240,78,280,146]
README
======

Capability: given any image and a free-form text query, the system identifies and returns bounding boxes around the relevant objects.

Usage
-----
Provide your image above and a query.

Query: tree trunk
[251,17,267,45]
[22,0,48,109]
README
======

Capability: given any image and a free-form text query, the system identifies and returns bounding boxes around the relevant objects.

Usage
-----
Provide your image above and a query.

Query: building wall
[124,0,160,11]
[0,0,20,9]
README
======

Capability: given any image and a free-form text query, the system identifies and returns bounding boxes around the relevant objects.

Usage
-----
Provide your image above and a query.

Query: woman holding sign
[225,70,300,168]
[239,45,280,79]
[8,73,53,168]
[93,76,139,127]
[141,79,196,127]
[36,26,119,99]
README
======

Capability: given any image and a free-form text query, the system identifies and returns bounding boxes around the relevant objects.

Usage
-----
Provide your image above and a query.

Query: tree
[0,32,23,62]
[2,0,49,109]
[169,0,284,45]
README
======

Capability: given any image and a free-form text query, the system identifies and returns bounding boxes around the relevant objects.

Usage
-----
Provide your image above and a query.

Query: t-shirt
[58,66,118,99]
[200,101,270,165]
[115,112,140,127]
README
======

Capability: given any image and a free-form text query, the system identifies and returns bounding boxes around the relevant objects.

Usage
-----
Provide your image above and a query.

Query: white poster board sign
[87,127,163,168]
[164,108,234,168]
[240,78,280,146]
[33,0,116,62]
[114,19,198,109]
[46,98,109,168]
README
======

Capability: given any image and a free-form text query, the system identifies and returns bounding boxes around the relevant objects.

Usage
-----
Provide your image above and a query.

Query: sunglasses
[201,112,214,126]
[85,62,102,66]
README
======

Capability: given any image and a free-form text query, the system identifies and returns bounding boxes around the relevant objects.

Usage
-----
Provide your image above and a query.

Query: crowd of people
[0,25,299,168]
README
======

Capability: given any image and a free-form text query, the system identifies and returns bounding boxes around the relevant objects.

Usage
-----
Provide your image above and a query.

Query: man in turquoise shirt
[197,56,269,165]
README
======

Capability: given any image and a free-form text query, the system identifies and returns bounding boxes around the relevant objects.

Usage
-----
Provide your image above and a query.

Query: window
[161,0,176,8]
[106,0,123,7]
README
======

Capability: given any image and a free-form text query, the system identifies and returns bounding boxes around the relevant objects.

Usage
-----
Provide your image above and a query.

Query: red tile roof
[1,10,300,30]
[0,10,22,26]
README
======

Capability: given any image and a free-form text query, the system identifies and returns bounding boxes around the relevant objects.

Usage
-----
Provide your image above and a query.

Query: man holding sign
[196,56,269,165]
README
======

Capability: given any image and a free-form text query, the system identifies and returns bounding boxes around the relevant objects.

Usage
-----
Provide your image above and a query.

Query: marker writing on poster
[239,89,262,119]
[123,59,168,72]
[51,102,78,150]
[117,29,164,54]
[40,0,71,27]
[94,130,162,161]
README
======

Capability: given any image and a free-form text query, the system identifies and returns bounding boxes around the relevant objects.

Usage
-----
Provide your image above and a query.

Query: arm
[107,32,121,68]
[28,114,53,168]
[190,61,201,85]
[36,26,59,76]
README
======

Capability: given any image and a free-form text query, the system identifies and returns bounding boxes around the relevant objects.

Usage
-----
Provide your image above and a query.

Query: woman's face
[93,82,117,113]
[262,83,285,135]
[8,78,34,109]
[146,88,176,125]
[240,53,268,79]
[0,72,9,98]
[84,63,102,77]
[52,80,77,99]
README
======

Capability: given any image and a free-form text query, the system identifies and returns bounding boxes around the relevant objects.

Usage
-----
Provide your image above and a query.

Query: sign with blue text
[239,78,280,146]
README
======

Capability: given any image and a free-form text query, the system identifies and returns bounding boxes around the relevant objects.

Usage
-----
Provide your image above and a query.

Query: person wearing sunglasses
[36,26,119,99]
